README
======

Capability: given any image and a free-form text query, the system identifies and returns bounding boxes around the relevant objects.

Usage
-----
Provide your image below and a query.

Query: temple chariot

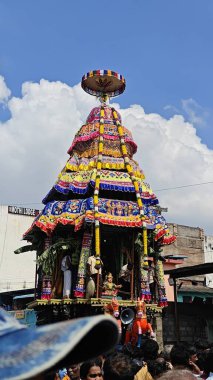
[17,70,176,335]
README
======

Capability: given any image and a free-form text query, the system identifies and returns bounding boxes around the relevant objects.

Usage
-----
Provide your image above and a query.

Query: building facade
[163,223,213,344]
[204,235,213,288]
[163,223,205,284]
[0,205,37,292]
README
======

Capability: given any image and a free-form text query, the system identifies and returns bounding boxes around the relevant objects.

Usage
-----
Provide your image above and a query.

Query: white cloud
[181,98,207,127]
[0,79,97,204]
[121,105,213,233]
[163,104,180,114]
[0,77,213,237]
[0,75,11,103]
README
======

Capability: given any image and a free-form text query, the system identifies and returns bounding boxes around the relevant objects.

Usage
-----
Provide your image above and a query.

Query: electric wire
[155,181,213,192]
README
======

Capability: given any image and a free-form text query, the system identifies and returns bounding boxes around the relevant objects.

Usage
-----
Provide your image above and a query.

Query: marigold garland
[155,259,168,307]
[93,106,105,272]
[112,108,149,268]
[65,159,145,178]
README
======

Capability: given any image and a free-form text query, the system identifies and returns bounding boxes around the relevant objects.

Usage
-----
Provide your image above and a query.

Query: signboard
[8,206,40,217]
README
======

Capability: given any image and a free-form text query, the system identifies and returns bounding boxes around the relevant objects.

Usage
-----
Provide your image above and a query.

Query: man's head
[187,345,198,364]
[103,353,138,380]
[146,357,167,378]
[0,308,119,380]
[170,344,190,369]
[68,364,80,380]
[141,338,159,360]
[156,369,196,380]
[203,348,213,375]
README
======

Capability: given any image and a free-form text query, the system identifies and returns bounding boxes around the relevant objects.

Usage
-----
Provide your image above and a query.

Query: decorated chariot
[16,70,176,344]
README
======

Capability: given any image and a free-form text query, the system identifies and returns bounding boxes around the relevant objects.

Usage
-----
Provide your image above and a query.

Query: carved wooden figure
[125,298,154,347]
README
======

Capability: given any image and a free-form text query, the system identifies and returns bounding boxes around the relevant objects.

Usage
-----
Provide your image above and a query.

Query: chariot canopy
[19,70,176,311]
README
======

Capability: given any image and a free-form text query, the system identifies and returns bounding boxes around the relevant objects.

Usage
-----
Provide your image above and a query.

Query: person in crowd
[141,339,159,361]
[146,357,168,379]
[170,343,203,377]
[157,369,197,379]
[195,341,211,378]
[122,345,153,380]
[187,345,203,377]
[196,353,208,379]
[203,349,213,380]
[68,364,80,380]
[194,340,209,379]
[0,307,119,379]
[170,343,191,370]
[140,340,165,379]
[123,340,159,380]
[80,359,103,380]
[158,345,173,370]
[134,364,153,380]
[103,353,139,380]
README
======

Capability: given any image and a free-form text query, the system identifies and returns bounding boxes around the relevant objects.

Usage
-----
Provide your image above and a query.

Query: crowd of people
[55,339,213,380]
[1,306,213,380]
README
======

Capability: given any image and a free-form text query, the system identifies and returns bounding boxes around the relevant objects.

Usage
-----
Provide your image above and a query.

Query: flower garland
[94,106,105,275]
[74,231,93,298]
[112,108,149,268]
[66,158,144,178]
[155,259,168,307]
[112,107,152,302]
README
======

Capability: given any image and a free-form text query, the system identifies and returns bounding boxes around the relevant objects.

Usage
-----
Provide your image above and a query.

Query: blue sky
[0,0,213,288]
[0,0,213,147]
[0,0,213,232]
[1,1,213,287]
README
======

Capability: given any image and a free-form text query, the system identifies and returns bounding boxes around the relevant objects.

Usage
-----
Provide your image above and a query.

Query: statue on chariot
[15,69,176,345]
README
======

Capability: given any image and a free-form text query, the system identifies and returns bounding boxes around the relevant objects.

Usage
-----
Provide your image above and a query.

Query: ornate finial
[81,70,126,103]
[99,93,109,105]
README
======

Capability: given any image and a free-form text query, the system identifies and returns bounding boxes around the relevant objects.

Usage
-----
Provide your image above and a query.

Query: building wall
[163,302,213,344]
[204,235,213,288]
[163,223,205,282]
[162,224,213,344]
[163,260,183,302]
[0,205,36,292]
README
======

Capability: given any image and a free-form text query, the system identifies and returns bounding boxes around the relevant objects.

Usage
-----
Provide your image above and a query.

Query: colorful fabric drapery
[22,70,177,308]
[65,155,144,177]
[43,169,158,200]
[74,231,92,298]
[155,260,168,307]
[24,197,172,238]
[67,123,137,155]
